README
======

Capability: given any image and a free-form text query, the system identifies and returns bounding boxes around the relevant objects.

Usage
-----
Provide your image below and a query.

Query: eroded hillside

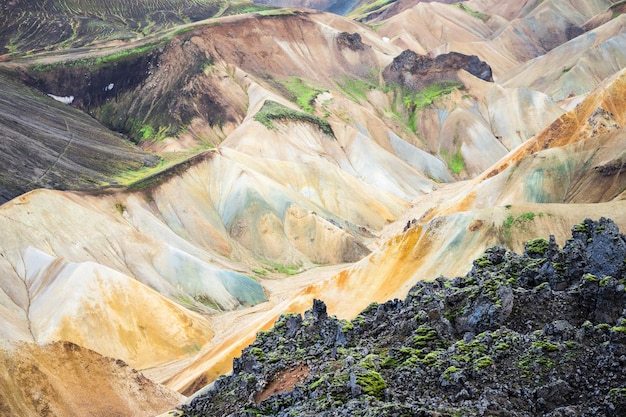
[0,0,624,415]
[0,0,270,56]
[0,341,183,417]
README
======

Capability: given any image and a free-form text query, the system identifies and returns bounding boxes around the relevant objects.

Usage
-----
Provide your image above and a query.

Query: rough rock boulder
[383,50,493,91]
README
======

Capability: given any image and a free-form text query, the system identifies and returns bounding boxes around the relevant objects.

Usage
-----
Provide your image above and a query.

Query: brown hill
[0,341,182,417]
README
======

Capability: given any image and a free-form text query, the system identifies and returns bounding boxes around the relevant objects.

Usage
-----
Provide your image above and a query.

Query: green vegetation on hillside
[336,76,379,103]
[440,148,465,175]
[0,0,271,56]
[254,100,335,138]
[348,0,396,21]
[391,81,463,135]
[403,81,463,110]
[280,77,326,113]
[610,0,626,17]
[500,211,546,241]
[29,40,165,72]
[262,262,302,276]
[113,151,205,189]
[452,3,489,21]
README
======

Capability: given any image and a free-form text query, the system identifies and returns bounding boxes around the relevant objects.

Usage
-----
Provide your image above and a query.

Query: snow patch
[47,94,74,104]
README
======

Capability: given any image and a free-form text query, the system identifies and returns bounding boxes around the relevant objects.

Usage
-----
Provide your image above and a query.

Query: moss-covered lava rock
[181,218,626,416]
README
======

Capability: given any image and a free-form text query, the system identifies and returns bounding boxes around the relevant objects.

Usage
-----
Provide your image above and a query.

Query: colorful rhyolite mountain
[0,0,624,415]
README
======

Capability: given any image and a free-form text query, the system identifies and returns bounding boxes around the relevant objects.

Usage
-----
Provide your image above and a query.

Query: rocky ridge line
[181,217,626,416]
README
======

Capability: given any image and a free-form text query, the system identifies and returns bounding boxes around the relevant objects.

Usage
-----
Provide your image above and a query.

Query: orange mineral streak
[301,225,428,319]
[168,228,431,394]
[419,191,478,223]
[480,70,626,181]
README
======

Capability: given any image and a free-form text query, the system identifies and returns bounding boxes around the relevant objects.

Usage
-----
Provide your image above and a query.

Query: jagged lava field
[0,0,625,415]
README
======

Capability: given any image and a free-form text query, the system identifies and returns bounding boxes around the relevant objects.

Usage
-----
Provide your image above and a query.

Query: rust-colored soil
[254,365,311,403]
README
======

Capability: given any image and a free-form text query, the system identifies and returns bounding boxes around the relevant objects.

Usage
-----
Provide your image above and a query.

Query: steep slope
[0,341,183,417]
[465,0,538,20]
[485,0,612,64]
[501,15,626,100]
[0,71,158,204]
[0,113,422,369]
[10,8,574,186]
[0,187,258,368]
[164,62,626,396]
[0,0,269,56]
[347,0,461,22]
[376,2,496,54]
[11,11,397,147]
[373,0,613,78]
[319,67,626,310]
[480,66,626,184]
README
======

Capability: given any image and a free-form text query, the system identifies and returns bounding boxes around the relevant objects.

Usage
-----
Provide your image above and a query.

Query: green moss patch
[280,77,326,113]
[355,371,387,398]
[254,100,335,138]
[404,81,463,110]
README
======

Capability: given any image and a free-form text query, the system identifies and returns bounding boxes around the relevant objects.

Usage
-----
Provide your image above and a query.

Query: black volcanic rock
[337,32,367,51]
[181,218,626,416]
[383,50,493,91]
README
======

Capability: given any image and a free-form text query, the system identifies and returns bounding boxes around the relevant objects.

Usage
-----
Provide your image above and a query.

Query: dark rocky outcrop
[336,32,367,51]
[383,50,493,91]
[181,218,626,416]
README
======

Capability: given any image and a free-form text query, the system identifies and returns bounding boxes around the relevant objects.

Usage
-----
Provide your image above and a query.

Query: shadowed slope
[12,11,397,148]
[10,8,579,186]
[0,71,158,204]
